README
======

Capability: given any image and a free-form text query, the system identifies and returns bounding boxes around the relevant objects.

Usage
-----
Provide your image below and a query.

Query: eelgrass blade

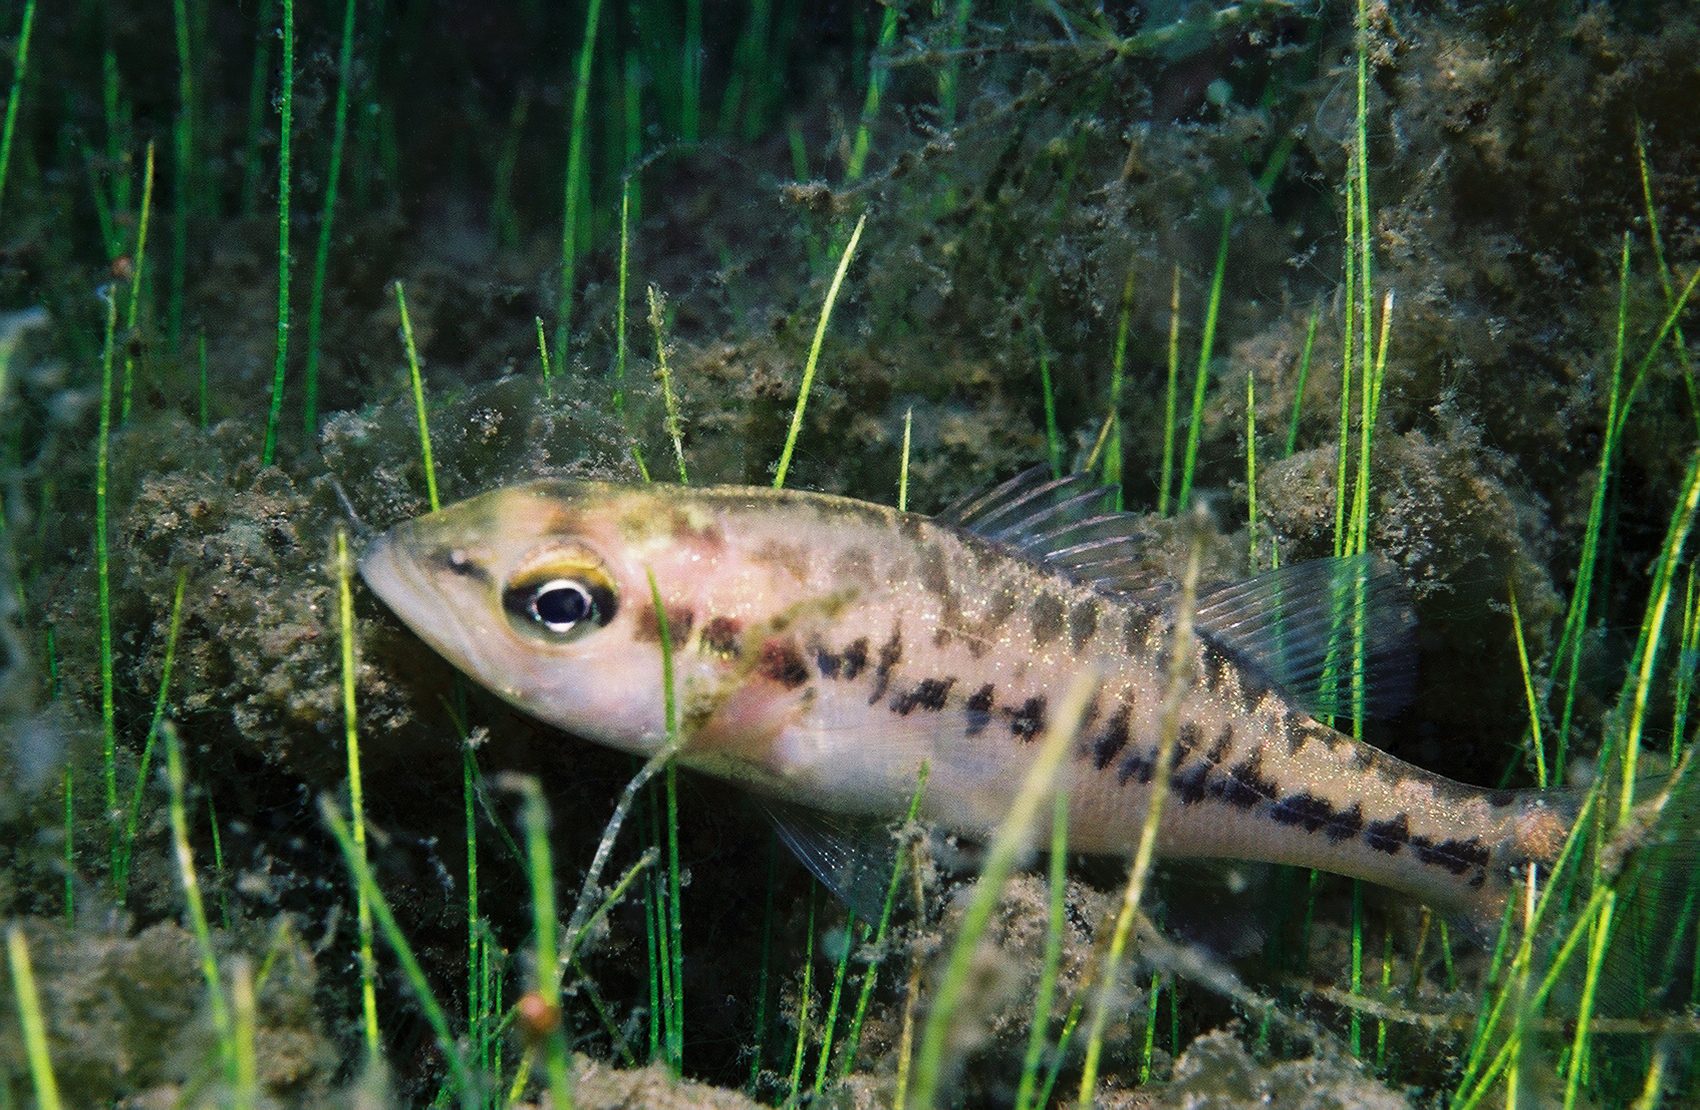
[648,284,687,484]
[1175,207,1231,512]
[785,882,817,1104]
[1077,516,1207,1104]
[323,797,479,1108]
[774,212,867,489]
[509,775,574,1110]
[395,281,438,511]
[911,668,1098,1110]
[168,0,192,351]
[1104,262,1135,507]
[120,141,156,424]
[260,0,294,468]
[1158,265,1180,515]
[555,0,605,358]
[1283,305,1318,457]
[115,566,188,906]
[232,957,259,1110]
[337,528,381,1066]
[7,924,63,1110]
[302,0,359,437]
[96,286,117,879]
[0,0,36,239]
[1014,789,1069,1110]
[164,722,236,1087]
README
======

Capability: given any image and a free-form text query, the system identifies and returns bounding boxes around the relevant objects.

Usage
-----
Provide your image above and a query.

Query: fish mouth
[358,527,493,683]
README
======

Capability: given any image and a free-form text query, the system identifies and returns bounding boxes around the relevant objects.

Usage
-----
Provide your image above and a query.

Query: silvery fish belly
[359,468,1574,933]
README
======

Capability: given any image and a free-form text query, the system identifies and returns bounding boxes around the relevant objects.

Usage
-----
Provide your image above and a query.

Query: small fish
[359,468,1575,932]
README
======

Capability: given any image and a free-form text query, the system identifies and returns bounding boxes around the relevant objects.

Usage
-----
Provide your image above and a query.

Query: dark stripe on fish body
[1175,721,1202,764]
[1205,724,1233,765]
[1008,696,1046,740]
[1173,762,1211,805]
[814,642,841,678]
[893,677,955,715]
[1031,594,1066,647]
[1411,835,1490,876]
[1090,705,1132,769]
[1118,747,1155,785]
[868,628,903,705]
[965,684,994,736]
[758,639,809,689]
[1214,753,1274,809]
[1202,642,1230,693]
[1269,792,1338,833]
[1327,803,1365,842]
[701,616,742,657]
[1283,713,1309,757]
[636,604,695,646]
[1365,814,1410,854]
[1123,607,1157,653]
[1069,600,1098,655]
[841,637,869,680]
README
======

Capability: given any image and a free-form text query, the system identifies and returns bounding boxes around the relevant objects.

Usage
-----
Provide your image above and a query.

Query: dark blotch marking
[1270,792,1338,834]
[966,684,995,736]
[1068,599,1099,655]
[814,643,841,678]
[985,587,1018,631]
[868,628,903,705]
[636,604,694,646]
[1031,594,1066,648]
[438,548,491,583]
[1214,753,1275,810]
[701,616,742,657]
[1124,607,1157,653]
[1202,642,1230,693]
[1468,872,1487,888]
[757,639,809,689]
[1007,696,1047,741]
[1365,814,1410,855]
[1175,721,1202,764]
[1486,789,1517,808]
[894,677,955,715]
[1239,675,1270,716]
[1117,748,1154,785]
[919,545,951,599]
[1172,762,1211,805]
[1206,724,1234,765]
[1326,803,1364,842]
[841,637,869,681]
[1091,705,1132,770]
[1283,713,1309,757]
[1412,835,1490,877]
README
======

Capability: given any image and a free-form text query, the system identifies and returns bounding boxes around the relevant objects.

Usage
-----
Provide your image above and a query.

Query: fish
[358,467,1576,933]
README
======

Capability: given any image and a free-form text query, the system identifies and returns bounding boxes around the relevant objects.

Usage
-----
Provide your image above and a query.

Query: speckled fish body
[359,472,1573,930]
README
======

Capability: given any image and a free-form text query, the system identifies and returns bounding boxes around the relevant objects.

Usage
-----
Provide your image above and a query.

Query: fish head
[360,480,699,755]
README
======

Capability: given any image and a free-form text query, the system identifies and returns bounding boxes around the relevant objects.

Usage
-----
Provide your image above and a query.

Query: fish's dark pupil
[532,581,591,629]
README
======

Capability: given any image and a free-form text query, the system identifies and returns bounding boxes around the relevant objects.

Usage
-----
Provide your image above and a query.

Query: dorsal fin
[936,466,1161,596]
[1195,555,1417,720]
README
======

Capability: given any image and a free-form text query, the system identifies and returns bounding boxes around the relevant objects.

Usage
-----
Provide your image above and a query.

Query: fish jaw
[357,484,676,756]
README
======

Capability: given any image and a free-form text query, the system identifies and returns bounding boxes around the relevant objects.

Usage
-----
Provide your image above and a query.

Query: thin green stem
[120,141,157,424]
[0,0,37,239]
[1159,265,1180,515]
[260,0,294,467]
[169,0,192,350]
[164,723,236,1085]
[338,528,381,1066]
[7,926,63,1110]
[395,280,439,511]
[1176,206,1232,511]
[555,0,605,357]
[1285,306,1318,457]
[774,212,867,489]
[97,286,117,878]
[513,776,573,1109]
[116,566,187,905]
[648,284,687,483]
[303,0,359,437]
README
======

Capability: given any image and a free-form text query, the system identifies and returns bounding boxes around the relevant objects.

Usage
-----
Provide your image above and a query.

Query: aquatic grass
[643,568,686,1072]
[555,0,605,358]
[395,280,439,511]
[1284,306,1319,457]
[260,0,294,468]
[509,775,575,1110]
[114,566,187,906]
[302,0,360,437]
[648,284,688,483]
[911,668,1098,1110]
[1013,788,1069,1110]
[336,528,381,1066]
[1102,261,1135,506]
[774,211,867,489]
[1078,516,1206,1104]
[784,882,818,1104]
[0,0,35,239]
[119,141,156,424]
[491,91,531,251]
[1158,266,1180,514]
[169,0,194,350]
[96,284,117,879]
[322,797,478,1107]
[1175,208,1232,512]
[1509,586,1548,789]
[239,0,276,217]
[898,405,913,511]
[163,721,238,1091]
[7,924,63,1110]
[845,1,899,181]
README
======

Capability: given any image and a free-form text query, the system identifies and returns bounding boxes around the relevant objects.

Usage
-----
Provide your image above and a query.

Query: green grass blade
[115,566,187,905]
[1176,207,1231,511]
[120,141,156,424]
[0,0,36,239]
[260,0,294,468]
[337,528,381,1066]
[302,0,359,437]
[774,212,867,489]
[395,280,439,511]
[7,925,63,1110]
[555,0,605,357]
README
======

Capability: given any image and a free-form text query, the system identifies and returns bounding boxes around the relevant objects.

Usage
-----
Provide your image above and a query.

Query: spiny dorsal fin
[936,466,1162,596]
[1195,555,1417,720]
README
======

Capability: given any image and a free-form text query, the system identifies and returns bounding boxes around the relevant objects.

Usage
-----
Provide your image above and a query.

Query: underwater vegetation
[1,0,1699,1106]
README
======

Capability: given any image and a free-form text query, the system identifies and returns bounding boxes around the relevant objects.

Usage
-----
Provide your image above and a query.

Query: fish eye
[501,552,618,642]
[528,579,593,632]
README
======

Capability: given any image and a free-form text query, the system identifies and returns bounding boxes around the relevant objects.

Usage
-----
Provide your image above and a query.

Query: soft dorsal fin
[936,466,1162,597]
[1195,555,1417,720]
